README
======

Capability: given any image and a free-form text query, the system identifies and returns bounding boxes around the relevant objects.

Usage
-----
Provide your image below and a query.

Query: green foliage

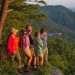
[1,1,46,43]
[0,44,18,75]
[49,52,68,71]
[1,36,75,75]
[37,63,51,75]
[48,37,75,75]
[1,1,75,75]
[0,60,18,75]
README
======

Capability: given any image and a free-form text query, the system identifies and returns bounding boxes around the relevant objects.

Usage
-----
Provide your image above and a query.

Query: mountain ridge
[70,8,75,12]
[38,5,75,38]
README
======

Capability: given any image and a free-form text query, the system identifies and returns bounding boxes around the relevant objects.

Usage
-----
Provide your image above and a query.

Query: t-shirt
[41,34,48,48]
[20,35,30,50]
[7,35,19,54]
[34,37,43,50]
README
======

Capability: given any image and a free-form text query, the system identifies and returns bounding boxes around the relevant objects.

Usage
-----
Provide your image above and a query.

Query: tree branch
[7,9,14,13]
[10,0,15,3]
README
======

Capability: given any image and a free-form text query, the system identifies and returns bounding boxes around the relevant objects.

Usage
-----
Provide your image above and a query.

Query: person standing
[34,31,44,69]
[7,28,22,73]
[26,26,36,69]
[40,29,48,63]
[20,30,32,71]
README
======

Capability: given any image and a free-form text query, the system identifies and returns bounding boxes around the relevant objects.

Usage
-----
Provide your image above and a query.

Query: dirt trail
[18,70,39,75]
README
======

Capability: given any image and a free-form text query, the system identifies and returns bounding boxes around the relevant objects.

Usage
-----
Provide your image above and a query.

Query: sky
[25,0,75,8]
[45,0,75,8]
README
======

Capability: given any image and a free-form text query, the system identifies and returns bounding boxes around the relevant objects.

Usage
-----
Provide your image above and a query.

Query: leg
[36,56,40,69]
[24,55,27,66]
[24,47,32,71]
[15,50,23,73]
[39,54,43,66]
[10,53,15,68]
[44,48,48,63]
[32,55,37,69]
[27,55,32,66]
[26,55,32,71]
[33,56,36,66]
[15,50,22,69]
[31,48,37,69]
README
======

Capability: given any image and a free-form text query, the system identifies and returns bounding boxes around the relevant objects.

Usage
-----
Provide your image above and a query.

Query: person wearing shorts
[40,28,48,63]
[34,31,44,69]
[20,30,32,71]
[25,26,36,69]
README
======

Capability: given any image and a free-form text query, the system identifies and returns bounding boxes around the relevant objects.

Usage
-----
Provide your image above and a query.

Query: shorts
[35,49,43,56]
[24,46,32,57]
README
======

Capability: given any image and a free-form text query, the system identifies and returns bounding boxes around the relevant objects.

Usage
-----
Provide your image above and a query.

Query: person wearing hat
[7,28,22,73]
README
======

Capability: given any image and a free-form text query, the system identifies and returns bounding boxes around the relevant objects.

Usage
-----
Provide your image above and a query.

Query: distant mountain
[70,8,75,12]
[38,5,75,38]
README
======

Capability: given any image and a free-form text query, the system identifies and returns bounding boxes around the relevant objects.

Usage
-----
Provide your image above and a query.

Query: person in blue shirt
[40,28,48,63]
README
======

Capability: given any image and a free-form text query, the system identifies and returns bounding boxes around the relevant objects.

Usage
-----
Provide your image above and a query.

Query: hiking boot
[18,68,23,73]
[26,65,30,72]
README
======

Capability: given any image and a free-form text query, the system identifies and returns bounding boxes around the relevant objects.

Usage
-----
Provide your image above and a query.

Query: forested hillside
[0,1,75,75]
[39,5,75,38]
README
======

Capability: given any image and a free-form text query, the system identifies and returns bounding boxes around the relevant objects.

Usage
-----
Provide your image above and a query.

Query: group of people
[7,25,48,73]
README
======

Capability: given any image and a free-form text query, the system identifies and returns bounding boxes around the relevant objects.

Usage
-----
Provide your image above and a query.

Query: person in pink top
[20,30,32,72]
[7,28,22,73]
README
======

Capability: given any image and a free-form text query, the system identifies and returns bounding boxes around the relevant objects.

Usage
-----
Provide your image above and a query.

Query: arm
[7,36,13,54]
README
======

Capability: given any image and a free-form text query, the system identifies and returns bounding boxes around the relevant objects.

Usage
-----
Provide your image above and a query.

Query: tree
[0,0,10,42]
[0,0,15,41]
[0,0,46,42]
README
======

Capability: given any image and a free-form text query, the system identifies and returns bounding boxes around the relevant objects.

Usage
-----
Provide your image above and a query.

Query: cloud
[46,0,75,7]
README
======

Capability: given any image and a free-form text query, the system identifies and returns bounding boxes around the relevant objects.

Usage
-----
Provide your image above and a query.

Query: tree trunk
[0,0,10,40]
